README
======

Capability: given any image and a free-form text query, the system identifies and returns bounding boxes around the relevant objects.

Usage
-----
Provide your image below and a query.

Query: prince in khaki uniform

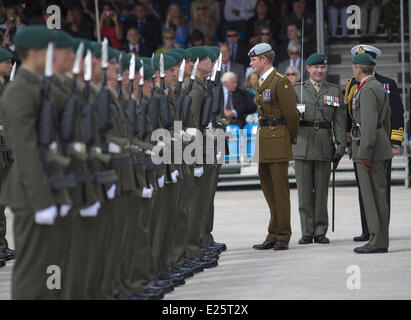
[293,53,347,244]
[249,43,300,251]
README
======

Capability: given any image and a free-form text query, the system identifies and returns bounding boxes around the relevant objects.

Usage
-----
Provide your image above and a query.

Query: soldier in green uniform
[249,43,300,251]
[293,53,347,244]
[346,45,404,242]
[0,48,14,266]
[182,46,218,268]
[0,25,75,299]
[350,53,391,254]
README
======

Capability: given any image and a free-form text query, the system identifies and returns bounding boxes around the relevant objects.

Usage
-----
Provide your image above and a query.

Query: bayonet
[160,53,165,90]
[9,62,17,82]
[128,53,135,96]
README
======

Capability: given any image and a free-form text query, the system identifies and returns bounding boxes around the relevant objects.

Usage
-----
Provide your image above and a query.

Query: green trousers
[170,165,194,266]
[355,160,390,249]
[12,209,70,300]
[294,159,331,237]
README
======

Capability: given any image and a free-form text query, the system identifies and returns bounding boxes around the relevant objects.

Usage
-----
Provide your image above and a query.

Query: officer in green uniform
[293,53,347,244]
[249,43,300,251]
[346,45,404,242]
[0,25,74,299]
[350,53,391,254]
[0,48,14,266]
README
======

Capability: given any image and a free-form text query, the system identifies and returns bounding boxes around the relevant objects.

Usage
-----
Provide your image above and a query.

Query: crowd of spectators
[0,0,406,127]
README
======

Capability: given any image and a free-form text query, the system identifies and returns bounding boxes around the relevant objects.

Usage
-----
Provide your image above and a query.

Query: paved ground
[1,186,410,300]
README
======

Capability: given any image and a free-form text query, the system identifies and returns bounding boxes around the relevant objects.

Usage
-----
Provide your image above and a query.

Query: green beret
[186,46,209,61]
[91,42,118,60]
[52,30,74,49]
[164,51,183,64]
[352,53,376,66]
[142,63,154,80]
[204,46,220,61]
[153,54,178,71]
[167,48,190,60]
[72,38,92,57]
[306,53,328,65]
[13,25,56,49]
[0,49,12,62]
[140,57,152,66]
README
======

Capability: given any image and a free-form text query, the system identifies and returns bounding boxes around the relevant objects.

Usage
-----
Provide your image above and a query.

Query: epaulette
[275,70,285,78]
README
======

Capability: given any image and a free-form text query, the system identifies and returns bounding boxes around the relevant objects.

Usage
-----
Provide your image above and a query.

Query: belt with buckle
[259,117,285,127]
[300,120,331,130]
[49,174,77,190]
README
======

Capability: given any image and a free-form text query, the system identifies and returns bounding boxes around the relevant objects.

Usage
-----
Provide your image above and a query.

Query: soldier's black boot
[0,248,15,261]
[0,258,5,268]
[353,233,370,242]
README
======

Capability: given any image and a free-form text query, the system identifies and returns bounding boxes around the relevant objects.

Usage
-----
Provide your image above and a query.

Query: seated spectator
[275,22,315,64]
[125,3,161,55]
[221,71,256,128]
[139,0,162,20]
[189,0,217,45]
[360,0,383,42]
[164,2,189,48]
[276,40,308,81]
[0,5,25,53]
[327,0,349,43]
[64,6,93,40]
[243,71,259,96]
[245,0,280,47]
[190,0,222,28]
[124,27,152,57]
[224,27,250,68]
[189,29,205,47]
[155,28,178,54]
[220,43,245,88]
[223,0,257,34]
[284,65,301,86]
[95,3,124,50]
[280,0,316,43]
[258,26,275,48]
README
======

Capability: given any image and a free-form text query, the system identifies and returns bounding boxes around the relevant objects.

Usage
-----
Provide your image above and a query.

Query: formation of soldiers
[250,43,403,255]
[0,25,228,300]
[0,24,405,300]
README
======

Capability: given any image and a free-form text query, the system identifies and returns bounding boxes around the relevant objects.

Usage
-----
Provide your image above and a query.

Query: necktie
[258,77,263,86]
[225,92,232,110]
[314,82,320,93]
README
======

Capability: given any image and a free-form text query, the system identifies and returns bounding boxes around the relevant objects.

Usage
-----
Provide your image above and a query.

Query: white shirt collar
[260,66,274,84]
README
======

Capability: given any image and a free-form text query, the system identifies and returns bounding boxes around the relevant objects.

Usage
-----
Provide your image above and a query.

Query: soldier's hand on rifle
[332,152,343,169]
[361,158,372,171]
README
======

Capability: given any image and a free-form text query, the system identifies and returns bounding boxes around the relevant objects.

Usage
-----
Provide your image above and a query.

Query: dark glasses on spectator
[197,7,207,10]
[260,32,270,36]
[286,73,297,76]
[288,51,299,55]
[227,34,238,38]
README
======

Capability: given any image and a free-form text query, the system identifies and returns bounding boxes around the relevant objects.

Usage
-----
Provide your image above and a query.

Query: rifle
[174,59,185,121]
[83,48,117,185]
[200,59,218,130]
[39,42,74,190]
[97,38,112,153]
[60,42,84,151]
[117,52,123,99]
[158,53,172,129]
[125,54,138,135]
[182,58,199,126]
[137,61,148,141]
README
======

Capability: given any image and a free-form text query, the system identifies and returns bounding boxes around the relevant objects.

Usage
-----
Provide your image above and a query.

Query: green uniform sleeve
[359,88,378,160]
[0,86,55,211]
